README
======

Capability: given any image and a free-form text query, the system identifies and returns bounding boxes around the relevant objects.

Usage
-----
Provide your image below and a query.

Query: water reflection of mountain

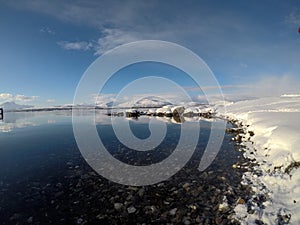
[0,109,216,133]
[2,112,35,123]
[0,111,71,133]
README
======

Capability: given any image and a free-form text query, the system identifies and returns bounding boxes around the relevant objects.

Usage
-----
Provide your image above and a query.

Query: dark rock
[9,213,21,221]
[27,216,33,223]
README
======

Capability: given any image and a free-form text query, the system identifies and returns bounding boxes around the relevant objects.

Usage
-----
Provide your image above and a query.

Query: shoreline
[218,96,300,225]
[1,97,299,224]
[0,112,254,225]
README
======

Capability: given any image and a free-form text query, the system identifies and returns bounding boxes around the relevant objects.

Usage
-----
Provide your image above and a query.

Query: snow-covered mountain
[0,101,32,111]
[102,96,173,108]
[0,96,202,111]
[132,96,172,108]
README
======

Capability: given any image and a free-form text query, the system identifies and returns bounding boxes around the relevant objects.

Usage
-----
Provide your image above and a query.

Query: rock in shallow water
[127,206,136,214]
[114,202,123,211]
[169,208,177,216]
[27,216,33,223]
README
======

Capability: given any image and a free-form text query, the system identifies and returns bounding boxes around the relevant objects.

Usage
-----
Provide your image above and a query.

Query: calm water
[0,111,251,225]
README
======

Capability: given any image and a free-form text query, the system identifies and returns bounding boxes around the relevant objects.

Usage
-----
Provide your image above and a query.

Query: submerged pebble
[114,203,123,211]
[127,206,137,214]
[169,208,177,216]
[0,118,257,225]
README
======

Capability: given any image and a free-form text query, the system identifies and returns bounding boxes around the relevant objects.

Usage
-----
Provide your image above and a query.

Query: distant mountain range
[0,96,203,112]
[0,97,172,112]
[0,101,33,111]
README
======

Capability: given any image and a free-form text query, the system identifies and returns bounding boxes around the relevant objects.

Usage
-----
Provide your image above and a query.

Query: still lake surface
[0,111,251,224]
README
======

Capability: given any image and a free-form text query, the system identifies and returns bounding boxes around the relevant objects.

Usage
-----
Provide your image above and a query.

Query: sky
[0,0,300,106]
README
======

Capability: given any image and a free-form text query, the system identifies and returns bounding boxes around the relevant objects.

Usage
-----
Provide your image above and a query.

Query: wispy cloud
[246,74,300,97]
[285,9,300,25]
[185,84,252,92]
[0,93,38,103]
[57,41,93,51]
[195,74,300,102]
[0,93,14,101]
[95,29,140,55]
[15,95,39,102]
[40,26,55,35]
[4,0,152,28]
[239,62,248,68]
[4,0,300,86]
[47,99,55,103]
[57,29,140,55]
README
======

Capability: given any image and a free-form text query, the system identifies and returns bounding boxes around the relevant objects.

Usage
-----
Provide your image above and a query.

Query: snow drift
[218,95,300,225]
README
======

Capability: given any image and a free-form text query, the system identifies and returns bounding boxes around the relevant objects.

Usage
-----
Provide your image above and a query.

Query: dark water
[0,111,252,225]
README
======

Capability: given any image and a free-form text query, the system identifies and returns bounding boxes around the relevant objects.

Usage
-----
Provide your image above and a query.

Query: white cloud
[4,1,151,28]
[40,26,55,35]
[247,74,300,97]
[285,10,300,25]
[47,99,55,103]
[195,74,300,102]
[56,27,142,55]
[95,29,140,55]
[185,84,251,92]
[57,41,93,51]
[58,29,140,55]
[0,93,14,101]
[0,93,39,104]
[4,0,300,80]
[15,95,39,102]
[240,62,248,68]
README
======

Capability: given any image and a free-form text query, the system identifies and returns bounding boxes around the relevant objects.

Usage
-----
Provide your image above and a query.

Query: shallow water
[0,111,251,224]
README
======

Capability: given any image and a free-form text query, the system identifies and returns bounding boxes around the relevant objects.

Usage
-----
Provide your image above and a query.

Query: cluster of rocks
[3,164,253,225]
[0,124,260,225]
[108,105,215,120]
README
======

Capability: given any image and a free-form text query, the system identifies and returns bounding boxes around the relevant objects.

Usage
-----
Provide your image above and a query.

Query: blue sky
[0,0,300,106]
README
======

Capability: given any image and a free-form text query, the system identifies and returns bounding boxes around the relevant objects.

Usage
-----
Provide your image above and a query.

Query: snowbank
[218,96,300,224]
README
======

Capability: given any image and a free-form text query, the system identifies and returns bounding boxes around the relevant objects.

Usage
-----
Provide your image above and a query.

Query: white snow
[155,105,185,115]
[184,107,200,114]
[2,94,299,223]
[217,96,300,224]
[125,109,137,113]
[103,95,171,108]
[156,107,168,114]
[165,110,172,114]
